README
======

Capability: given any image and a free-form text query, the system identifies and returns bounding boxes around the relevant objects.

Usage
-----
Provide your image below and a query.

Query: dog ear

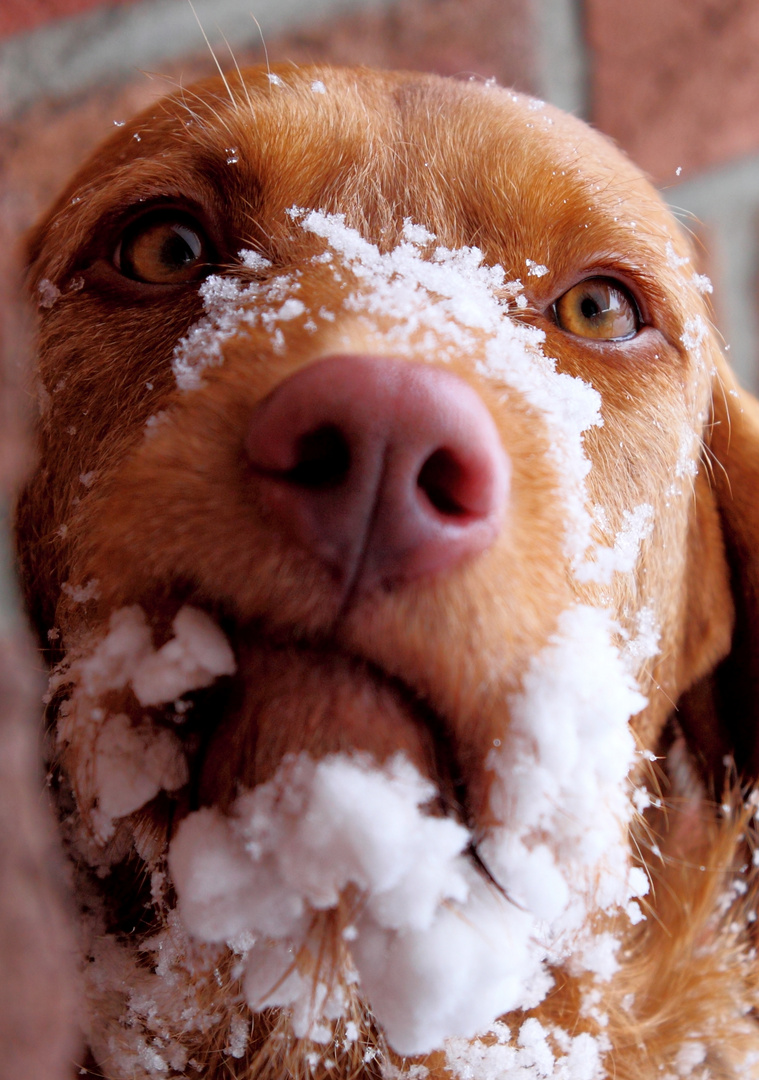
[677,350,759,782]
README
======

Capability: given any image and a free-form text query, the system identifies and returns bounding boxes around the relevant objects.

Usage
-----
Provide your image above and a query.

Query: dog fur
[14,65,759,1079]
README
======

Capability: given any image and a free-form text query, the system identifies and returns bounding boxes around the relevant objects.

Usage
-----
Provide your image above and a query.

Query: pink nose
[245,355,509,596]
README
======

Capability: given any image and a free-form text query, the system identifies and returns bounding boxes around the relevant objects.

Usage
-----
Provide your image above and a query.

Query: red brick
[587,0,759,183]
[273,0,536,92]
[0,0,536,239]
[0,0,144,41]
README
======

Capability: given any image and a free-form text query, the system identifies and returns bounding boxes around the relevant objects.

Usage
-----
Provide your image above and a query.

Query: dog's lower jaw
[197,639,456,807]
[68,786,759,1080]
[51,591,656,1077]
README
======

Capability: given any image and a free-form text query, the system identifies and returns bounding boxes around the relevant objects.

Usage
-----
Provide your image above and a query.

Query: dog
[14,64,759,1079]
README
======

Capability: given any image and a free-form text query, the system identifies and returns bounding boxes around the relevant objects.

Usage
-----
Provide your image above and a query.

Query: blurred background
[2,1,759,1075]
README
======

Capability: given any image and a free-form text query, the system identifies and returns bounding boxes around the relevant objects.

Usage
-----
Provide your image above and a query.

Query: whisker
[187,0,235,108]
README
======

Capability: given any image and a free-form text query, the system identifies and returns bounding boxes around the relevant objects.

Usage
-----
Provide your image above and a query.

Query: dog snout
[245,354,510,593]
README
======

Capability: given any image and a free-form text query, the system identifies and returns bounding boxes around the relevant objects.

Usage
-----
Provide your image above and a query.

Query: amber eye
[554,277,640,341]
[114,211,212,284]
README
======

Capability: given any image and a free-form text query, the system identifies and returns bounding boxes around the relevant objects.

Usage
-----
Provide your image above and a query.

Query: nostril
[417,449,472,518]
[286,425,351,489]
[417,446,499,522]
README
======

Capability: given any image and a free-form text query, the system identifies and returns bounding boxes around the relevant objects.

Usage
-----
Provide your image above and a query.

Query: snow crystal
[445,1020,606,1080]
[267,73,284,87]
[38,278,61,308]
[224,1013,250,1058]
[239,249,272,272]
[58,606,236,839]
[626,901,645,925]
[144,410,170,436]
[91,713,187,839]
[70,605,233,708]
[576,503,653,585]
[674,424,700,481]
[674,1041,706,1076]
[573,932,621,981]
[131,606,236,707]
[402,219,436,245]
[681,315,708,353]
[665,241,690,270]
[525,259,548,277]
[310,80,327,94]
[61,578,100,604]
[624,604,660,666]
[381,1065,429,1080]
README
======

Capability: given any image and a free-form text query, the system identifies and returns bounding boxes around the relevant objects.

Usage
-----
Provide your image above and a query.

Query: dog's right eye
[114,211,213,284]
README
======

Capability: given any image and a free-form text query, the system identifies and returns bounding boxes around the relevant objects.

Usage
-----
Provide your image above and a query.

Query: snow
[665,241,690,270]
[691,273,713,295]
[172,209,607,571]
[57,605,236,839]
[169,604,647,1057]
[131,606,236,707]
[173,212,610,567]
[38,277,61,308]
[525,259,549,277]
[444,1020,606,1080]
[72,605,235,706]
[61,578,100,604]
[576,504,654,585]
[170,753,520,1053]
[70,211,668,1070]
[91,713,187,843]
[681,315,708,354]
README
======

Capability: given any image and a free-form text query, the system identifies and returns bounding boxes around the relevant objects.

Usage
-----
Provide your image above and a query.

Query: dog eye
[114,211,212,284]
[554,277,639,341]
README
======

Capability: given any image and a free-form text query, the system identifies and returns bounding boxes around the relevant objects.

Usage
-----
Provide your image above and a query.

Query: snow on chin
[169,752,541,1055]
[168,609,647,1058]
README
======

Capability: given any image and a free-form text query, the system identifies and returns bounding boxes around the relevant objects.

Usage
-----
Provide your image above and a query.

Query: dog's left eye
[114,211,213,284]
[553,277,640,341]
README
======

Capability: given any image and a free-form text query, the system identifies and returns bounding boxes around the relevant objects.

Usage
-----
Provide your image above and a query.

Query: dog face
[16,67,759,1078]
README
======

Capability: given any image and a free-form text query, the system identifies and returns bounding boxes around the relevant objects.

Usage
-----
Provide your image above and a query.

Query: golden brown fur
[14,65,759,1078]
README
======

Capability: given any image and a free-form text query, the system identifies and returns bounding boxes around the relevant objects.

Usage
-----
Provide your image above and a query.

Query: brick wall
[586,0,759,395]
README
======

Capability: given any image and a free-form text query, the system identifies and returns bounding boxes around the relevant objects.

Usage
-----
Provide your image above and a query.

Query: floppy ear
[678,351,759,782]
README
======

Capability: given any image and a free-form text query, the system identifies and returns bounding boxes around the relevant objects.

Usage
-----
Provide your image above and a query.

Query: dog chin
[51,594,648,1065]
